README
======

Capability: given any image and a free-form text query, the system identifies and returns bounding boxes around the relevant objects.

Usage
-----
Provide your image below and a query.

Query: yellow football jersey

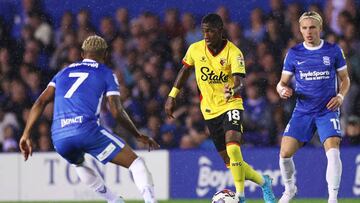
[182,40,246,120]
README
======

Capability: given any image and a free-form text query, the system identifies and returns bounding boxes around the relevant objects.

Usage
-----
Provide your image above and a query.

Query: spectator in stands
[50,31,78,70]
[66,45,81,64]
[163,8,184,39]
[0,47,14,80]
[268,0,285,25]
[159,123,178,149]
[169,37,185,64]
[342,115,360,145]
[181,12,202,46]
[115,8,130,36]
[6,79,31,124]
[179,134,197,149]
[37,134,53,151]
[99,16,117,44]
[36,120,53,151]
[285,3,302,27]
[216,5,231,27]
[76,9,95,43]
[0,104,19,146]
[11,0,44,39]
[243,83,272,146]
[2,124,18,152]
[23,39,49,71]
[54,11,74,46]
[245,8,266,43]
[24,70,42,102]
[227,22,254,58]
[28,11,53,48]
[264,18,286,61]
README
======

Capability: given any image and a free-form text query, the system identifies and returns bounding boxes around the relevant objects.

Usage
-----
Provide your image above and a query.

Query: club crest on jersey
[323,56,330,66]
[220,58,226,66]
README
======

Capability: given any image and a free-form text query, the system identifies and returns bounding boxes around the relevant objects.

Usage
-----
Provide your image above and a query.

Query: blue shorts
[283,111,342,143]
[53,126,126,164]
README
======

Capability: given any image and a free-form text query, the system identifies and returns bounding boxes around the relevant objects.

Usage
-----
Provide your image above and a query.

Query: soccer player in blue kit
[19,35,160,203]
[276,12,350,203]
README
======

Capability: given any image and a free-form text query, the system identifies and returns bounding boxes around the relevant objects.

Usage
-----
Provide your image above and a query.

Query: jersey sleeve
[334,44,347,72]
[47,70,64,88]
[105,70,120,96]
[230,47,246,76]
[282,49,295,75]
[182,44,195,68]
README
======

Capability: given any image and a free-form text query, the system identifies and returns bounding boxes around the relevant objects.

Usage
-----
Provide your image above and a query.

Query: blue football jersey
[48,59,120,140]
[283,40,347,114]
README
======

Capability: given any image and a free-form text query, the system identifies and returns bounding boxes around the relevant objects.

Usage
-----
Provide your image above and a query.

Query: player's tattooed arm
[108,95,160,150]
[20,86,55,161]
[108,95,142,137]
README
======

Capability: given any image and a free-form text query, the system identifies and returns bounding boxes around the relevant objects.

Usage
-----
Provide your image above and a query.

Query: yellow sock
[243,162,264,186]
[226,161,265,186]
[226,142,245,195]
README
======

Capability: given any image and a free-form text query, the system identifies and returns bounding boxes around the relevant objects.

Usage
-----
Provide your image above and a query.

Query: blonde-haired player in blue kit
[277,11,350,203]
[19,35,160,203]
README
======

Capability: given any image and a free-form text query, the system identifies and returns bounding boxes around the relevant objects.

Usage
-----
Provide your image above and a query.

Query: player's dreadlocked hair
[299,11,323,28]
[201,13,224,29]
[81,35,108,53]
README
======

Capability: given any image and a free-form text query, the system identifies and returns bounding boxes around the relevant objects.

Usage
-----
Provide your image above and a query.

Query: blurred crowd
[0,0,359,152]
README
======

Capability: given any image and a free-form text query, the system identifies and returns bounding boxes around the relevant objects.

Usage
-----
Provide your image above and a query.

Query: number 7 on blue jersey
[64,72,89,98]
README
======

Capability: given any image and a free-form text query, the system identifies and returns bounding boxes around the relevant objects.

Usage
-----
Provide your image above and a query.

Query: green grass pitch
[2,199,358,203]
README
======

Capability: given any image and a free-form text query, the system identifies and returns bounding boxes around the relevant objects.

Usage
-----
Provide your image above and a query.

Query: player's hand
[224,84,234,102]
[19,134,33,161]
[278,86,293,99]
[136,134,160,151]
[326,95,343,111]
[165,97,176,119]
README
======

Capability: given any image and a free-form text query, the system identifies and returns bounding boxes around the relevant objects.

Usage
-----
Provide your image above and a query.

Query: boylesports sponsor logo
[200,67,229,84]
[196,156,282,197]
[61,116,83,127]
[299,70,330,81]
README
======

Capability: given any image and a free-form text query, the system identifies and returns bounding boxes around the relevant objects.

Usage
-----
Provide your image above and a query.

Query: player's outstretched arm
[326,69,351,111]
[165,65,192,119]
[107,95,160,151]
[276,73,293,99]
[19,86,55,161]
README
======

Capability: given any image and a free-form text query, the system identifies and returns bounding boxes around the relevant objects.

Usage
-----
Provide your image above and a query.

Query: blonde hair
[81,35,108,52]
[299,11,323,28]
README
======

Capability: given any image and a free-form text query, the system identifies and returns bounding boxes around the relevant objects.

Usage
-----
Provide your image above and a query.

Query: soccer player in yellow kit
[164,13,275,203]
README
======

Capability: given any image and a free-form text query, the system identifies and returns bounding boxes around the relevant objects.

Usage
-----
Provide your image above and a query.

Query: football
[212,189,239,203]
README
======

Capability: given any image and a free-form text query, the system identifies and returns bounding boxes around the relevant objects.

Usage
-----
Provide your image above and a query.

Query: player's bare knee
[280,149,294,158]
[225,130,241,144]
[324,137,341,151]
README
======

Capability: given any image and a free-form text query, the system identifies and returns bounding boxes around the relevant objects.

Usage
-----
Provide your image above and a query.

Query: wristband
[168,87,180,98]
[337,93,344,101]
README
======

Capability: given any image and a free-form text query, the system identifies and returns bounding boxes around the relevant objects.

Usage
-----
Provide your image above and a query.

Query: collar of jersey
[82,58,97,63]
[206,40,228,57]
[303,39,324,51]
